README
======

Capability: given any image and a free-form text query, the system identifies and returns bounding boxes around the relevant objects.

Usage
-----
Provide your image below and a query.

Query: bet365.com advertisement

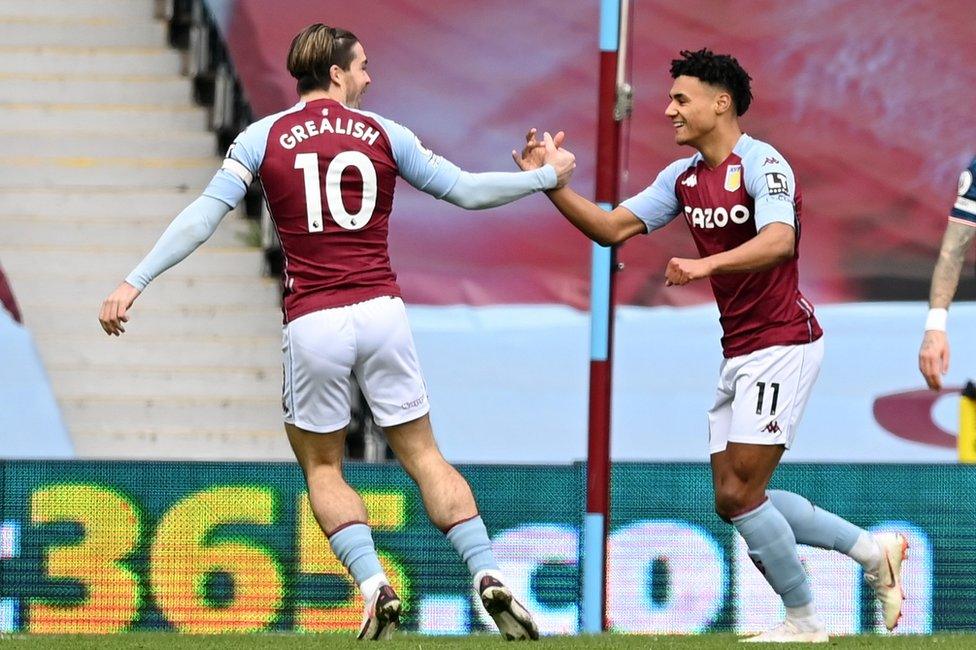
[0,461,972,635]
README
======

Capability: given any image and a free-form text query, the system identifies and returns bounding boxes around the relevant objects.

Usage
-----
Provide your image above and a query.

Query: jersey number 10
[294,151,378,232]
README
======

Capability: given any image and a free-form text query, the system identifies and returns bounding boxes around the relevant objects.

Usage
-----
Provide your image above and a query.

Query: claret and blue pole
[582,0,631,634]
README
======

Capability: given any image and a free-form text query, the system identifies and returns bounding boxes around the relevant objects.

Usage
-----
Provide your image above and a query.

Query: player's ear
[329,63,344,87]
[714,91,732,116]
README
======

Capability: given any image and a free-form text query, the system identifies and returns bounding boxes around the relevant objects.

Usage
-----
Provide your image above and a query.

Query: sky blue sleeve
[205,117,274,207]
[368,112,558,208]
[124,194,231,290]
[619,158,687,233]
[950,156,976,225]
[441,167,557,209]
[370,114,463,198]
[743,143,797,231]
[126,114,286,289]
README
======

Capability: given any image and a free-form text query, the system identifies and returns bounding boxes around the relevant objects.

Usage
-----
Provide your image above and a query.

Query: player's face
[665,76,721,147]
[341,42,371,109]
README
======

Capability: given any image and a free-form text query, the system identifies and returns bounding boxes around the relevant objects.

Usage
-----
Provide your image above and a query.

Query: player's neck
[695,126,743,169]
[299,88,346,105]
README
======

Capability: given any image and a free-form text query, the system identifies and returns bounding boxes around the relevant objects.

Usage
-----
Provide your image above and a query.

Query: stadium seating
[0,0,288,459]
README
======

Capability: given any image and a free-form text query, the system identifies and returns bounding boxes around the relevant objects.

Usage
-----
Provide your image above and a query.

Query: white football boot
[357,584,401,641]
[474,570,539,640]
[864,532,909,631]
[741,618,828,643]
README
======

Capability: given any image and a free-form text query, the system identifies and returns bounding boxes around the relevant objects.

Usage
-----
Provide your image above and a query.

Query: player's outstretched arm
[665,222,795,286]
[437,130,575,209]
[97,194,233,336]
[379,118,572,210]
[546,186,646,246]
[918,220,976,389]
[514,130,644,246]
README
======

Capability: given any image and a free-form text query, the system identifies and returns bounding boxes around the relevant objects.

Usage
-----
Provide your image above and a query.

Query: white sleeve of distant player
[205,121,271,208]
[744,145,796,231]
[619,159,686,233]
[372,115,462,197]
[950,156,976,226]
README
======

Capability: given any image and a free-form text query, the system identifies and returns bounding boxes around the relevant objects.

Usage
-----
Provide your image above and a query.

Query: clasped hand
[512,128,575,188]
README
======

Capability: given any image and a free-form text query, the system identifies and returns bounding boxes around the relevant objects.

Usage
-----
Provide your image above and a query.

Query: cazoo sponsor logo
[684,205,751,229]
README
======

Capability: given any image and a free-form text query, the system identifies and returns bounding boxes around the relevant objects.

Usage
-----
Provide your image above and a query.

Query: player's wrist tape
[925,308,948,332]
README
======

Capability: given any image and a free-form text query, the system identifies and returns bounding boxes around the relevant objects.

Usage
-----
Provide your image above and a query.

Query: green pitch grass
[2,633,974,648]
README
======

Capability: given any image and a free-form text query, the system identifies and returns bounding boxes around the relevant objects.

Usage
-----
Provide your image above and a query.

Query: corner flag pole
[582,0,631,634]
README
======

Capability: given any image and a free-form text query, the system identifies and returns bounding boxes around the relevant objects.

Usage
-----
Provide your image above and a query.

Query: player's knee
[713,495,736,523]
[713,487,760,522]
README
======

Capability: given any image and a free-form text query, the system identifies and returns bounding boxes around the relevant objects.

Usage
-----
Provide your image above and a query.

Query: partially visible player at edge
[516,49,906,643]
[918,156,976,390]
[99,23,576,641]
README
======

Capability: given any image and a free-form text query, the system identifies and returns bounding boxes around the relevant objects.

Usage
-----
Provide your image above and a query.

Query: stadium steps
[0,104,208,131]
[0,45,182,76]
[0,0,292,460]
[0,130,217,158]
[0,214,245,248]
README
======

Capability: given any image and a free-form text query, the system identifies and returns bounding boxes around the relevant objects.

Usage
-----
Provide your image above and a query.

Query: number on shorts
[755,381,780,415]
[294,151,378,233]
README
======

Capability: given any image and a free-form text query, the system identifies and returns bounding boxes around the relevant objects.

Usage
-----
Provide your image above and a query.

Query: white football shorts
[707,337,824,454]
[281,296,429,433]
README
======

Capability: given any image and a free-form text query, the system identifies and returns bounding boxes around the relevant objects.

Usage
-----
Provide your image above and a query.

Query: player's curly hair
[287,24,360,94]
[670,48,753,116]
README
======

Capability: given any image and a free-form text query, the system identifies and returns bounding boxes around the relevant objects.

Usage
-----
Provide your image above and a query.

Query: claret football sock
[445,514,499,577]
[767,489,878,569]
[732,498,814,608]
[328,521,388,598]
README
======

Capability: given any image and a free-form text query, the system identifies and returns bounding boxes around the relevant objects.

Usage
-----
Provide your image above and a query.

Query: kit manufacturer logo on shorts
[724,165,742,192]
[401,395,426,410]
[762,420,781,434]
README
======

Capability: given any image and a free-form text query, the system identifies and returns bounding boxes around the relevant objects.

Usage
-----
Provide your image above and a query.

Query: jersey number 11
[755,381,780,416]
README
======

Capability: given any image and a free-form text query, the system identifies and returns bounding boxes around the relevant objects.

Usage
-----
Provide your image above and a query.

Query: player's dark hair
[287,24,360,94]
[670,48,753,116]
